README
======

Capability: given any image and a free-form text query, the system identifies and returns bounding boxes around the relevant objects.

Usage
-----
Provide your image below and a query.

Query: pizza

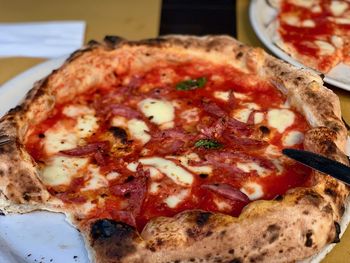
[268,0,350,73]
[0,35,349,263]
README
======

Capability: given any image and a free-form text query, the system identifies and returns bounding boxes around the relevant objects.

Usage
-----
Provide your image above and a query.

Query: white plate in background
[249,0,350,92]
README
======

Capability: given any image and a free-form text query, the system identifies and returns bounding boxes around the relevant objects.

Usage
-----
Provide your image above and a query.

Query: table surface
[0,1,349,262]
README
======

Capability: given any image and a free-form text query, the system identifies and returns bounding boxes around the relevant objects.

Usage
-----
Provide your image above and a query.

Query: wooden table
[0,1,349,262]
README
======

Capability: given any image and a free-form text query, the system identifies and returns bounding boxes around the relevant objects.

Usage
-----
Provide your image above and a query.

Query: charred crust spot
[91,219,137,260]
[297,190,322,206]
[339,205,345,216]
[22,192,31,201]
[333,221,341,243]
[109,126,128,144]
[236,52,243,59]
[147,244,156,252]
[303,210,309,215]
[274,195,283,201]
[266,224,281,243]
[87,39,99,45]
[259,126,270,134]
[91,219,134,240]
[199,173,208,179]
[342,117,350,131]
[322,204,333,214]
[319,73,325,80]
[228,249,235,254]
[104,35,124,46]
[186,228,196,238]
[205,230,213,237]
[67,47,94,62]
[125,175,134,183]
[195,212,212,227]
[305,231,313,247]
[229,259,242,263]
[10,105,23,113]
[174,260,180,263]
[136,38,167,47]
[156,238,164,246]
[190,258,195,262]
[324,188,336,197]
[38,133,45,138]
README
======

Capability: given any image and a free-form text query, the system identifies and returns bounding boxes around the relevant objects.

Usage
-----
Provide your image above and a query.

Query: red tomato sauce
[25,61,312,231]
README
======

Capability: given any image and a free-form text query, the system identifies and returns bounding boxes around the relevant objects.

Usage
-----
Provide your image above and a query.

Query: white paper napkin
[0,21,86,58]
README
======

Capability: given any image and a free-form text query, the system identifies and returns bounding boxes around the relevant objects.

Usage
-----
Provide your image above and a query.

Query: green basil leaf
[175,77,207,91]
[194,139,222,149]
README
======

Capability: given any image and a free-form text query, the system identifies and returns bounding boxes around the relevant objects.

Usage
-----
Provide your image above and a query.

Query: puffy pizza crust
[0,35,348,263]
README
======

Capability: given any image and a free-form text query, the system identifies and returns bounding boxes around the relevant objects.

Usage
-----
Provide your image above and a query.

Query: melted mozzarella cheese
[172,153,212,175]
[214,91,230,101]
[240,182,264,200]
[237,162,269,177]
[164,189,189,208]
[311,5,321,13]
[40,156,88,186]
[127,162,165,180]
[291,0,316,8]
[315,40,335,55]
[244,103,260,110]
[82,166,108,191]
[233,92,249,100]
[330,1,348,16]
[283,131,304,146]
[254,112,264,124]
[331,35,343,48]
[111,117,150,145]
[126,162,138,172]
[111,116,128,127]
[106,171,120,180]
[282,14,299,26]
[127,119,150,144]
[44,124,77,155]
[138,98,174,127]
[76,115,98,138]
[267,109,295,133]
[63,105,95,117]
[331,17,350,24]
[149,182,161,194]
[233,109,252,123]
[301,19,315,27]
[139,157,194,186]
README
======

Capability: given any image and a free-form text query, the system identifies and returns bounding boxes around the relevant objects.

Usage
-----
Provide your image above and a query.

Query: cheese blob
[240,182,264,200]
[164,189,190,208]
[44,124,78,155]
[267,109,295,133]
[40,156,88,186]
[139,157,194,186]
[138,98,175,127]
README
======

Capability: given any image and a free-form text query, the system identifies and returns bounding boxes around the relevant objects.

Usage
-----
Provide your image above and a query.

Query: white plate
[249,0,350,92]
[0,57,89,263]
[0,57,349,263]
